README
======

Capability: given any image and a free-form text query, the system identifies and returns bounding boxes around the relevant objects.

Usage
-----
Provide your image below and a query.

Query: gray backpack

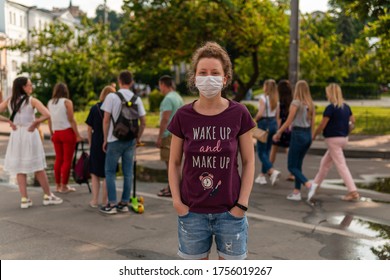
[111,92,139,141]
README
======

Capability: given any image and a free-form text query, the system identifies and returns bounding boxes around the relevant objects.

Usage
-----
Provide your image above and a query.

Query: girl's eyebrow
[197,67,221,70]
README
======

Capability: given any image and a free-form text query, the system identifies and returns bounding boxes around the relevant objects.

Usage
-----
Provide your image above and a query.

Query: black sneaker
[117,202,129,213]
[99,204,117,214]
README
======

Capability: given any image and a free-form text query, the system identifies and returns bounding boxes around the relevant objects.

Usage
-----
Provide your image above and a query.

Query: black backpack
[111,91,140,141]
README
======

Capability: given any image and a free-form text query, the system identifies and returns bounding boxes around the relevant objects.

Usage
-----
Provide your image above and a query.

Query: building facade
[0,0,80,99]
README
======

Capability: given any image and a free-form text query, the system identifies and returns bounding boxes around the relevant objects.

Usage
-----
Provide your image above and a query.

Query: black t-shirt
[323,103,352,138]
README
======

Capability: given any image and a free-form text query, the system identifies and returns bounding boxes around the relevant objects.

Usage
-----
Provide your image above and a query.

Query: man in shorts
[156,75,183,197]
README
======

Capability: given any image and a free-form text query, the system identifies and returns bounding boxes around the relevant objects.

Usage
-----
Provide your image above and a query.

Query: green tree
[299,13,349,83]
[119,0,289,101]
[363,12,390,83]
[8,20,121,108]
[333,11,364,45]
[329,0,390,23]
[329,0,390,83]
[94,5,123,31]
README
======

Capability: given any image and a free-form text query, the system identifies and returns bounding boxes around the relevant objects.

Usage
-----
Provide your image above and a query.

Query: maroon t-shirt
[168,99,255,214]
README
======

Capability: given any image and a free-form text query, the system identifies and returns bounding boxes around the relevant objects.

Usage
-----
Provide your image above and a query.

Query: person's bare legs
[158,161,171,195]
[90,174,100,206]
[164,160,170,192]
[17,174,28,198]
[34,170,51,196]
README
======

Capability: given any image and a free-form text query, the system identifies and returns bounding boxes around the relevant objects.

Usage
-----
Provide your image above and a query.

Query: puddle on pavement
[356,177,390,194]
[321,214,390,260]
[333,177,390,195]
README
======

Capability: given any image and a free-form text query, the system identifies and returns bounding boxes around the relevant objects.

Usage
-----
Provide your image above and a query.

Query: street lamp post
[103,0,108,25]
[289,0,299,88]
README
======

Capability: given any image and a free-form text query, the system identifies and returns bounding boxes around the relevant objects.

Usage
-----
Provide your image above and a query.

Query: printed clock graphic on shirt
[199,172,214,189]
[199,172,222,196]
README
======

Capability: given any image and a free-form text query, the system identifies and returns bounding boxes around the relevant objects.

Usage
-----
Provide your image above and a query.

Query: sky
[14,0,330,17]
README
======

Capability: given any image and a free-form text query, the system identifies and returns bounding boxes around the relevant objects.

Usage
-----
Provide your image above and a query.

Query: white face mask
[195,76,224,98]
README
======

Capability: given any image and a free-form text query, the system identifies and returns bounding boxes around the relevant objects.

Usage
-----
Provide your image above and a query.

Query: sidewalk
[1,121,390,260]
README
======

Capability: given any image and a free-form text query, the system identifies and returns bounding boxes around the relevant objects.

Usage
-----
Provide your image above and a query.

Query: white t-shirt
[101,89,146,142]
[48,98,71,131]
[259,94,277,118]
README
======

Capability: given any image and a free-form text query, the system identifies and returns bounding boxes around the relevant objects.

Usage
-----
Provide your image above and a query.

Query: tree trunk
[233,50,260,102]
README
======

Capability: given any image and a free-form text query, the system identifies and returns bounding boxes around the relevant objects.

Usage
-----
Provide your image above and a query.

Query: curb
[307,147,390,160]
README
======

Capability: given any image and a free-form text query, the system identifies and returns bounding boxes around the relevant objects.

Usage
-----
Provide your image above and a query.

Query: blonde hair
[263,79,278,111]
[293,80,314,120]
[326,83,344,108]
[99,85,116,101]
[187,41,233,93]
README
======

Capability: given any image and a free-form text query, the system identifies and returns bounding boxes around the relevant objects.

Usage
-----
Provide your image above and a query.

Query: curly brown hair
[187,42,233,93]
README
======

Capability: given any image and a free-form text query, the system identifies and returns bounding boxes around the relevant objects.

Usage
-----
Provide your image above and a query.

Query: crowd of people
[0,41,360,260]
[255,79,359,202]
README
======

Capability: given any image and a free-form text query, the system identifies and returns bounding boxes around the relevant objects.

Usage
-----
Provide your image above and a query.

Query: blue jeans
[256,118,277,174]
[287,127,312,190]
[177,211,248,260]
[105,139,135,204]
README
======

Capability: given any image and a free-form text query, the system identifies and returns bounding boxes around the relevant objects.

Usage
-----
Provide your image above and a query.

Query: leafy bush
[176,81,190,96]
[148,89,164,112]
[243,102,257,118]
[310,83,380,100]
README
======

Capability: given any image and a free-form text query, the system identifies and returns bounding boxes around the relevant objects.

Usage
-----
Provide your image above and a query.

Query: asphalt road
[1,145,389,260]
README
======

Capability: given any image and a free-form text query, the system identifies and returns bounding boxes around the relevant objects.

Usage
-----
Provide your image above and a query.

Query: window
[20,15,22,27]
[9,12,12,24]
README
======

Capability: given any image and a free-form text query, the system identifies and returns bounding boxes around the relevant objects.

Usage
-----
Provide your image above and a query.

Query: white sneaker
[255,174,267,185]
[270,170,281,186]
[287,192,302,201]
[307,182,319,201]
[20,197,33,209]
[43,194,63,206]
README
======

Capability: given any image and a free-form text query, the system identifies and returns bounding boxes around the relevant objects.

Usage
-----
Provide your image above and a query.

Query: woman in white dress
[0,77,63,208]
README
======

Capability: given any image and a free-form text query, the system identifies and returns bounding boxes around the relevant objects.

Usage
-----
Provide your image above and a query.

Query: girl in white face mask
[167,42,256,260]
[191,57,228,115]
[195,57,226,96]
[195,75,224,99]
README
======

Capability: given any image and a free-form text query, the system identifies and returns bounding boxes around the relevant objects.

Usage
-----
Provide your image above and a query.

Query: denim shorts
[177,211,248,260]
